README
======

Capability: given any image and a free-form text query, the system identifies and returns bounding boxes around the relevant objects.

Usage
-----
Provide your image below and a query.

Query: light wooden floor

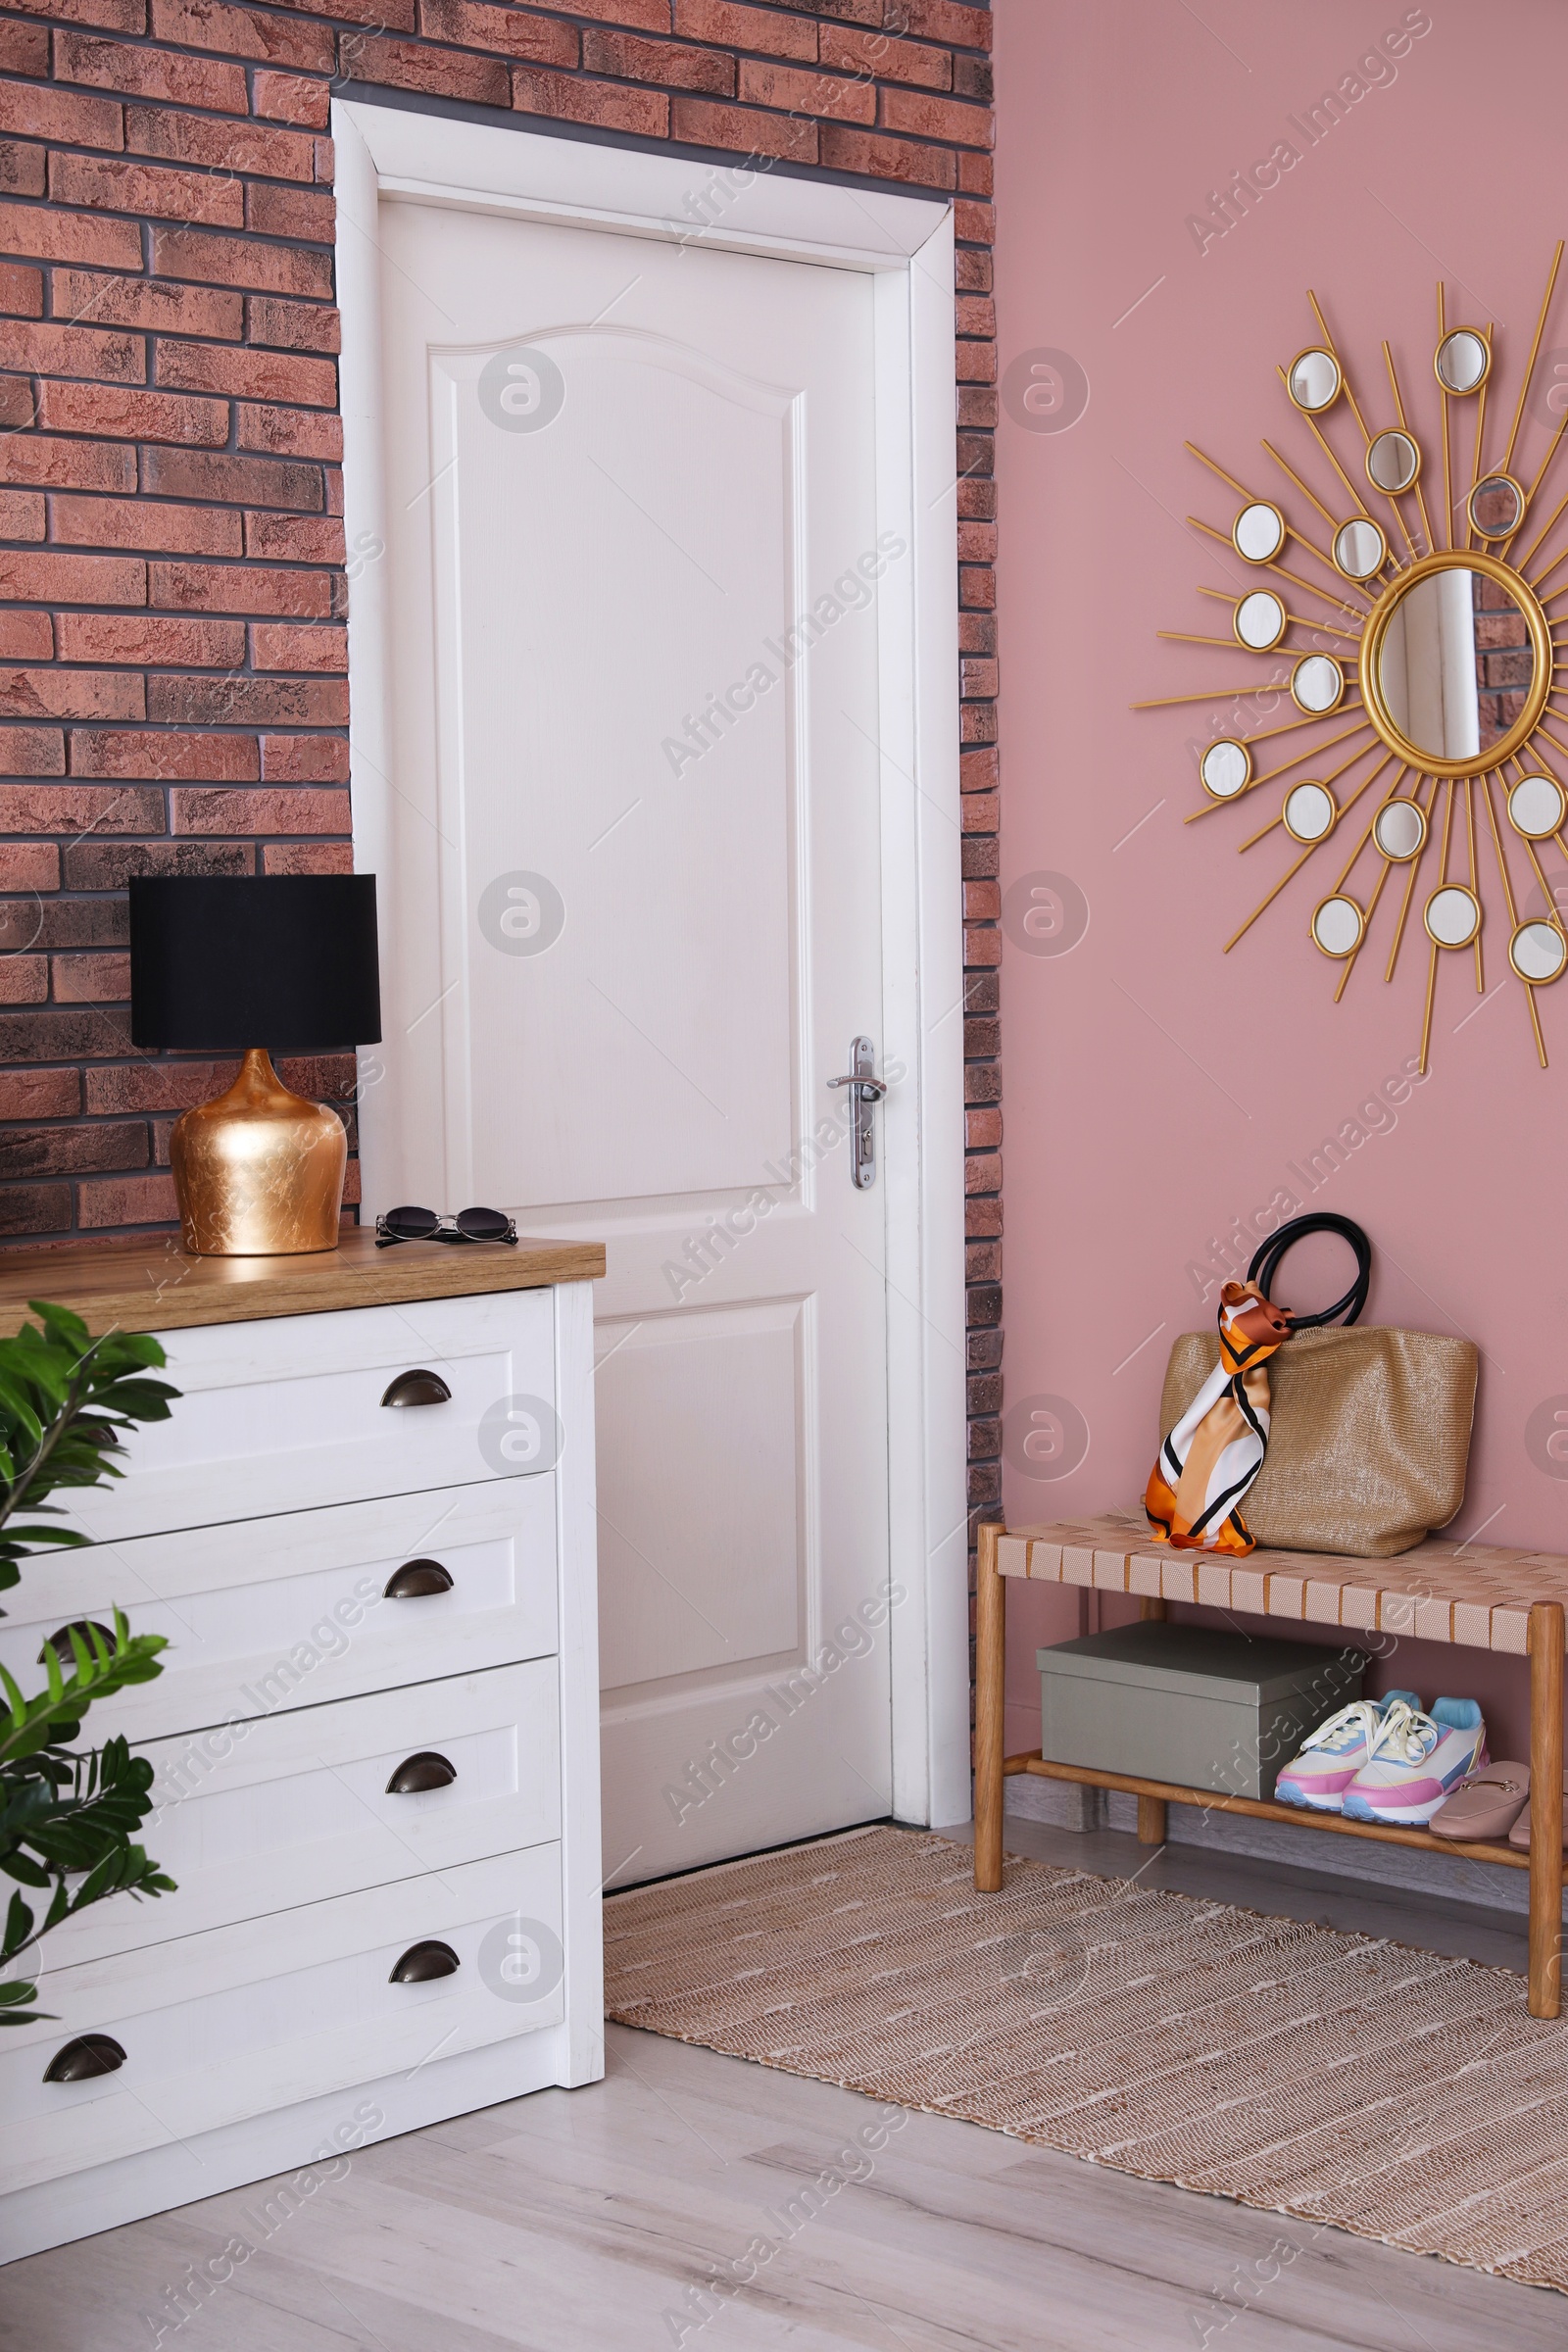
[6,1826,1566,2352]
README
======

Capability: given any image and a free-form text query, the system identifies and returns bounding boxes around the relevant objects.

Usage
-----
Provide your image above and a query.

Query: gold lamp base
[171,1048,347,1256]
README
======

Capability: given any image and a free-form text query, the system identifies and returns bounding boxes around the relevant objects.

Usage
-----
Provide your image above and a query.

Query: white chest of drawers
[0,1231,606,2265]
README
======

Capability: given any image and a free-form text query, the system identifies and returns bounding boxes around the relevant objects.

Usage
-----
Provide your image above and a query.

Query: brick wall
[0,0,1002,1552]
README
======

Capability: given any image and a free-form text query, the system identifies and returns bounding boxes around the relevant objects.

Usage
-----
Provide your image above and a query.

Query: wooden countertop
[0,1228,607,1337]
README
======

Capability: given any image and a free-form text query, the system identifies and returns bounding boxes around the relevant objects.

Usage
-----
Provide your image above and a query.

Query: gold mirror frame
[1140,257,1568,1072]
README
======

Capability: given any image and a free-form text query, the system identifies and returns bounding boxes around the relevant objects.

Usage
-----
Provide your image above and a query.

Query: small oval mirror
[1291,654,1344,714]
[1288,348,1341,413]
[1435,328,1490,394]
[1507,773,1567,841]
[1334,517,1387,580]
[1373,799,1427,861]
[1232,501,1285,563]
[1510,919,1568,985]
[1425,884,1481,949]
[1468,473,1524,540]
[1311,895,1364,957]
[1234,590,1286,650]
[1200,739,1250,800]
[1283,782,1337,842]
[1366,429,1420,495]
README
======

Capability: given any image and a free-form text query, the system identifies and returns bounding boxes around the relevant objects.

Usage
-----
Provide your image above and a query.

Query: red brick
[0,612,51,657]
[0,376,37,431]
[957,612,995,656]
[148,672,346,724]
[74,729,257,779]
[261,731,347,781]
[313,133,332,180]
[250,621,345,672]
[237,402,341,460]
[85,1054,235,1110]
[340,32,511,105]
[0,668,144,720]
[0,956,47,1004]
[1,1115,144,1170]
[0,548,143,603]
[0,1178,70,1232]
[248,296,339,353]
[56,30,248,111]
[953,53,991,103]
[55,612,244,664]
[0,1062,77,1116]
[151,561,334,615]
[963,1150,1000,1193]
[0,489,44,541]
[583,27,733,91]
[244,512,343,563]
[8,0,144,27]
[513,66,668,135]
[264,840,351,872]
[959,703,995,743]
[957,519,995,561]
[0,201,140,270]
[241,185,331,248]
[820,22,951,84]
[0,731,65,776]
[323,467,342,517]
[154,342,333,409]
[737,59,873,118]
[37,381,230,445]
[668,97,816,160]
[151,226,332,299]
[126,103,316,178]
[544,0,665,23]
[959,746,997,794]
[252,70,329,125]
[78,1171,178,1226]
[954,197,991,242]
[51,951,130,1003]
[0,262,41,317]
[0,141,44,199]
[0,23,50,72]
[66,838,249,887]
[151,0,334,69]
[54,150,245,230]
[51,270,243,339]
[50,495,242,556]
[955,248,992,291]
[417,0,576,62]
[672,0,815,59]
[818,123,955,187]
[956,148,991,195]
[961,657,998,698]
[140,447,323,510]
[956,474,995,520]
[0,782,161,826]
[961,790,997,834]
[172,785,347,833]
[0,319,145,384]
[896,0,991,46]
[956,294,995,337]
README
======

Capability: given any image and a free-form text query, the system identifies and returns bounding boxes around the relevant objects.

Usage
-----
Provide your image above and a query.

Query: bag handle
[1246,1212,1371,1330]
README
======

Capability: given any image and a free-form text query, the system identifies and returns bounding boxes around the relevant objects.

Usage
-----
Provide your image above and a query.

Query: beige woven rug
[604,1824,1568,2295]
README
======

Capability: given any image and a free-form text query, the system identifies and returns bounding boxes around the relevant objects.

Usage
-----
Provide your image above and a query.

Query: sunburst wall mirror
[1141,247,1568,1069]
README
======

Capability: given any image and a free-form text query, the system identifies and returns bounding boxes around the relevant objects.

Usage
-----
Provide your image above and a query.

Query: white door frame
[333,97,970,1834]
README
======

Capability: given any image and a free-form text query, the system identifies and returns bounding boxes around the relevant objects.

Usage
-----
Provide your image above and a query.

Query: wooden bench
[973,1512,1567,2018]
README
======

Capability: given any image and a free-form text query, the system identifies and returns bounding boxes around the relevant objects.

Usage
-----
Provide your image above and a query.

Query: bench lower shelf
[1004,1751,1533,1870]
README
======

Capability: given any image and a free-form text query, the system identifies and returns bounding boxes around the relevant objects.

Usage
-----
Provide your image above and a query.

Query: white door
[367,198,903,1883]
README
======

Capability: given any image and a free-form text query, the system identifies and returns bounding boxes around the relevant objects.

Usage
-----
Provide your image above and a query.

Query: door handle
[389,1939,460,1984]
[383,1558,455,1599]
[380,1369,452,1407]
[826,1035,886,1190]
[45,2034,126,2082]
[385,1751,457,1794]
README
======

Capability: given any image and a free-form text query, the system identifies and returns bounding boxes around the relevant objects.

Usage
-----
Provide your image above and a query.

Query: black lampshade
[129,876,382,1052]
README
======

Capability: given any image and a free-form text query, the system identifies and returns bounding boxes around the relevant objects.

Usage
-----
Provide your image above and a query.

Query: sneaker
[1341,1698,1487,1826]
[1274,1690,1422,1812]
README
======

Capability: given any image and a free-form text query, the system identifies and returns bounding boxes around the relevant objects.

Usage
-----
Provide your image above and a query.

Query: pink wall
[992,0,1568,1762]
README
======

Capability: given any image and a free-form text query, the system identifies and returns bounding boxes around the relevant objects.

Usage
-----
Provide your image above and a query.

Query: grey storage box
[1036,1624,1365,1799]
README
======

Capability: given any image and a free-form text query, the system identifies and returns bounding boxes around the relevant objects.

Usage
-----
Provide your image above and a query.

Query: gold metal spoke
[1184,719,1376,821]
[1224,754,1395,951]
[1383,339,1437,556]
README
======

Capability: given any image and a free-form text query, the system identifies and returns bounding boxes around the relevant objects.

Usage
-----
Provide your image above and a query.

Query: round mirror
[1510,919,1568,984]
[1233,501,1285,563]
[1283,781,1337,842]
[1424,884,1482,949]
[1373,798,1427,861]
[1507,772,1567,840]
[1288,348,1342,413]
[1366,430,1420,495]
[1291,653,1344,714]
[1435,328,1490,395]
[1311,895,1364,957]
[1234,590,1286,651]
[1200,739,1251,800]
[1468,473,1524,540]
[1334,517,1387,581]
[1368,558,1541,766]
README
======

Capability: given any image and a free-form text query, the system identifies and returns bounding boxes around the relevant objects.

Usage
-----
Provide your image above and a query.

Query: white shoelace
[1368,1698,1441,1764]
[1299,1699,1387,1755]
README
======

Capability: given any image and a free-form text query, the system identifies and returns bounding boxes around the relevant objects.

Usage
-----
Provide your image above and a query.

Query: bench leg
[1529,1600,1564,2020]
[975,1522,1005,1892]
[1137,1593,1168,1844]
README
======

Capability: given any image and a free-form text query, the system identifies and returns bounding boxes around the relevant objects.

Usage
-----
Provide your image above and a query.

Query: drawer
[40,1661,561,1968]
[65,1290,557,1543]
[0,1482,557,1746]
[3,1845,564,2198]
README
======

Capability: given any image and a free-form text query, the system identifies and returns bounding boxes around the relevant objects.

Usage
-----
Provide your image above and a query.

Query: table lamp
[129,874,381,1256]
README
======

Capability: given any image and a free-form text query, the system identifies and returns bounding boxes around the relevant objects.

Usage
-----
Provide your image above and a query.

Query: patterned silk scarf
[1145,1280,1292,1554]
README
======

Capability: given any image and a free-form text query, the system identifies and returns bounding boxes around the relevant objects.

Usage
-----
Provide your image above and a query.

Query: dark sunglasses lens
[384,1204,440,1239]
[456,1206,511,1241]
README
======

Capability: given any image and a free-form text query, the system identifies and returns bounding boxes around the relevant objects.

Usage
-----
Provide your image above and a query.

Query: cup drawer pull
[380,1369,452,1408]
[37,1619,115,1667]
[382,1557,455,1599]
[389,1939,460,1984]
[45,2034,126,2083]
[385,1750,457,1794]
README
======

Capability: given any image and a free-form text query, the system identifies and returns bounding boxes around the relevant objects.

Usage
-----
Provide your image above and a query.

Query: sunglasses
[374,1205,518,1249]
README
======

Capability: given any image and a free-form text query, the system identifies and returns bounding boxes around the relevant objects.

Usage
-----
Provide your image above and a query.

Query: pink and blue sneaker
[1341,1697,1488,1827]
[1275,1691,1422,1812]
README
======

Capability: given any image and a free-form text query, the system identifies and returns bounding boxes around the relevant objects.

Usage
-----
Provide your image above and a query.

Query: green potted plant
[0,1301,180,2024]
